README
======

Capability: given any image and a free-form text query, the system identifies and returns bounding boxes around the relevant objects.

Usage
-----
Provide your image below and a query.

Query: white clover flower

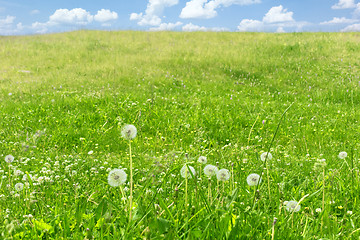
[246,173,262,186]
[338,151,347,159]
[216,169,230,181]
[180,165,196,179]
[285,200,301,212]
[203,164,219,177]
[108,169,127,187]
[121,124,137,140]
[260,152,272,161]
[14,183,24,192]
[5,155,14,163]
[198,156,207,164]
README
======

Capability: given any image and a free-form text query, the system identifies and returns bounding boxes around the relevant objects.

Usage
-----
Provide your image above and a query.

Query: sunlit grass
[0,30,360,239]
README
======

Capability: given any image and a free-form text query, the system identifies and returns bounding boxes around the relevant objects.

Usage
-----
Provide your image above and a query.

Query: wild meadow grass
[0,31,360,239]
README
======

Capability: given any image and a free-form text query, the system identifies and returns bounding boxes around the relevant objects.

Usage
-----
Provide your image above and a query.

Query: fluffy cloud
[332,0,356,9]
[30,8,118,34]
[237,5,306,32]
[130,0,179,26]
[0,16,23,35]
[341,23,360,31]
[180,0,260,19]
[94,9,118,22]
[320,17,358,25]
[263,5,294,23]
[237,19,264,31]
[182,22,228,31]
[276,27,286,33]
[49,8,94,25]
[149,21,182,31]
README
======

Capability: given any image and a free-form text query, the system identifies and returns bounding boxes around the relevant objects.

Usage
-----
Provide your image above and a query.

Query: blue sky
[1,0,360,35]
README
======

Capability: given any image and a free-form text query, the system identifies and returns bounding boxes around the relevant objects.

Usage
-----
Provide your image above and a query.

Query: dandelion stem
[129,140,133,222]
[321,167,325,233]
[266,162,271,202]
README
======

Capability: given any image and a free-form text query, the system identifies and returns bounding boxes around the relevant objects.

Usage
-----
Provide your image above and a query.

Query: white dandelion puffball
[286,200,301,212]
[338,151,347,159]
[5,155,14,163]
[246,173,262,186]
[121,124,137,140]
[217,169,231,181]
[204,164,219,177]
[15,183,24,192]
[180,165,196,179]
[108,169,127,187]
[198,156,207,164]
[260,152,272,161]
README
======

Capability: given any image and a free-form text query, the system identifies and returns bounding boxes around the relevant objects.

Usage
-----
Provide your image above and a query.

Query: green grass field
[1,31,360,239]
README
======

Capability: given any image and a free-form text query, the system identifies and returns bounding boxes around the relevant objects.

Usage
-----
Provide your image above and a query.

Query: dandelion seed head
[15,183,24,192]
[180,165,196,179]
[338,151,347,159]
[198,156,207,164]
[216,169,230,181]
[246,173,262,186]
[121,124,137,140]
[108,169,127,187]
[260,152,272,161]
[5,155,14,163]
[203,164,218,177]
[286,200,300,212]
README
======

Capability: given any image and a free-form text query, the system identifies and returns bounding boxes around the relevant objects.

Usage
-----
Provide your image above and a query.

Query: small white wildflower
[88,150,94,155]
[246,173,262,186]
[203,164,219,177]
[315,208,322,213]
[5,155,14,163]
[14,193,20,197]
[180,165,196,179]
[216,169,230,181]
[260,152,272,161]
[121,124,137,140]
[198,156,207,164]
[338,151,347,159]
[286,200,301,212]
[108,169,127,187]
[347,210,353,215]
[14,183,24,192]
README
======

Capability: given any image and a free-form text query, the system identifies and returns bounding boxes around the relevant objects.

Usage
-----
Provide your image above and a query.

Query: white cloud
[130,0,179,26]
[341,23,360,31]
[182,23,208,31]
[263,5,294,23]
[30,9,40,15]
[0,16,23,35]
[276,26,285,33]
[237,5,306,32]
[182,22,228,31]
[30,8,119,34]
[149,21,182,31]
[49,8,93,25]
[332,0,356,9]
[237,19,264,31]
[94,9,118,22]
[0,15,15,25]
[180,0,260,19]
[320,17,358,25]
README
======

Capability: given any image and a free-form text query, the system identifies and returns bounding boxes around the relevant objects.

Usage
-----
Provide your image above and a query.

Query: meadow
[0,31,360,239]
